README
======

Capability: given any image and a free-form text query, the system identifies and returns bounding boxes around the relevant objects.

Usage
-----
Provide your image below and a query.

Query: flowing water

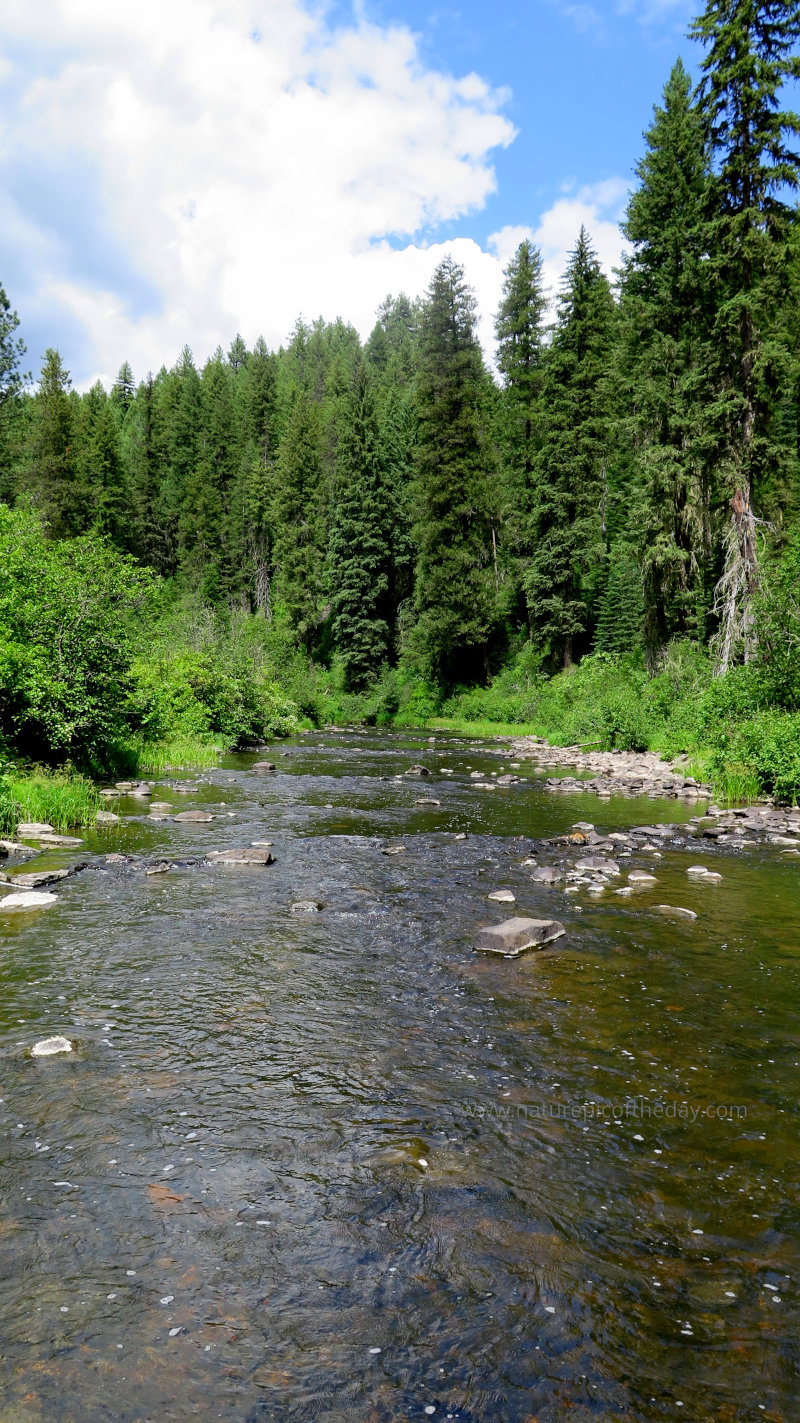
[1,730,799,1422]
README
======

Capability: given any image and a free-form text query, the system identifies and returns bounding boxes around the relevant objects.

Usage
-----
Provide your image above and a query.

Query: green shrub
[0,505,154,770]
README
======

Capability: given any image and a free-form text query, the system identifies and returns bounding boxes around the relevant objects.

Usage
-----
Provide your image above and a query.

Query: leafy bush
[0,506,154,770]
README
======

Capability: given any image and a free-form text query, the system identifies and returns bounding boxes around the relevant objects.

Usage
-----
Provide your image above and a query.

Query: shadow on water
[1,729,799,1420]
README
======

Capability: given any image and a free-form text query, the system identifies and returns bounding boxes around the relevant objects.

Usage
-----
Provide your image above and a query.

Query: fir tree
[691,0,800,667]
[0,282,27,502]
[525,228,616,668]
[328,362,392,689]
[25,349,86,536]
[79,381,130,548]
[412,256,497,685]
[495,240,548,617]
[619,58,712,649]
[111,361,135,413]
[272,389,324,649]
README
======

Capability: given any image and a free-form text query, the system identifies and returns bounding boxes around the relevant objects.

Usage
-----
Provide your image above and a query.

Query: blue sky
[0,0,701,386]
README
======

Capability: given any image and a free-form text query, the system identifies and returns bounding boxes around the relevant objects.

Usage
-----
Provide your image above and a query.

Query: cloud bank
[0,1,628,386]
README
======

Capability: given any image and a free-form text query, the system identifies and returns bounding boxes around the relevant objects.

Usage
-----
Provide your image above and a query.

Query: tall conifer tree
[691,0,800,667]
[328,362,392,689]
[412,256,496,684]
[619,58,712,648]
[526,228,615,668]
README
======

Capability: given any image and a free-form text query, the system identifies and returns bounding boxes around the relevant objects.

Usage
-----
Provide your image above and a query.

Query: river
[1,730,799,1422]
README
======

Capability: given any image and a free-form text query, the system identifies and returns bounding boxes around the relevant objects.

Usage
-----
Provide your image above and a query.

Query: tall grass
[132,735,222,774]
[0,766,101,835]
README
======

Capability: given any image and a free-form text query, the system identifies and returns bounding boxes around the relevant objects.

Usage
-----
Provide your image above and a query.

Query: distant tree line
[2,0,800,694]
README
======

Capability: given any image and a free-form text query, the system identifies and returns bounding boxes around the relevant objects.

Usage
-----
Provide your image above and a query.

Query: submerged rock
[628,870,658,884]
[415,798,441,807]
[0,890,58,910]
[382,844,406,855]
[206,846,275,865]
[2,866,77,889]
[653,904,698,921]
[31,1035,73,1057]
[474,916,566,958]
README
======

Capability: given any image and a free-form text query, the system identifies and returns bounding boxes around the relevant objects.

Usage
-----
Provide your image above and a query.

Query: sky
[0,0,701,388]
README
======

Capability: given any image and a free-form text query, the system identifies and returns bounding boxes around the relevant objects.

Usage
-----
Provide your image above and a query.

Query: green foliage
[0,506,154,769]
[0,764,101,836]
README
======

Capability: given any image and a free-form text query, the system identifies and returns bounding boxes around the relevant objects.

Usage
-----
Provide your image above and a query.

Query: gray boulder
[174,810,213,823]
[206,846,275,865]
[474,916,566,958]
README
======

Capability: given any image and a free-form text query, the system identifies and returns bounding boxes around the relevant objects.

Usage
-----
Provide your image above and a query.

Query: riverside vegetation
[2,0,800,825]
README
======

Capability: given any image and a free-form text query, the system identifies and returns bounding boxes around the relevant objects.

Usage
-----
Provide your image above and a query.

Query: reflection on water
[1,730,799,1421]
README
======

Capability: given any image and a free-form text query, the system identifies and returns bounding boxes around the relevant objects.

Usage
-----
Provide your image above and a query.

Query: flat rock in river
[487,889,516,902]
[530,866,562,884]
[174,810,213,823]
[252,761,276,771]
[474,916,566,958]
[0,890,59,910]
[17,821,54,836]
[576,856,620,873]
[206,846,275,865]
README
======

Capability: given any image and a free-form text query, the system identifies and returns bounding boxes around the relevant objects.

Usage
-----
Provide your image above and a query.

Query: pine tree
[495,240,548,618]
[619,58,712,649]
[328,362,392,689]
[25,349,87,536]
[272,389,324,649]
[690,0,800,668]
[525,228,616,668]
[79,381,130,547]
[412,256,497,685]
[594,551,646,655]
[0,282,27,502]
[111,361,135,413]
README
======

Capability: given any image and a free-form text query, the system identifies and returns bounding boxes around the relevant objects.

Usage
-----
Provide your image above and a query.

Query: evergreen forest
[3,0,800,803]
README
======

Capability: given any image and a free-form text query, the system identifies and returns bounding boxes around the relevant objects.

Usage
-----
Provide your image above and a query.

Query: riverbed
[1,730,799,1422]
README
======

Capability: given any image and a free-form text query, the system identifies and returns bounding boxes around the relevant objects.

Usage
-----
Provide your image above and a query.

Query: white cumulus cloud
[0,2,630,385]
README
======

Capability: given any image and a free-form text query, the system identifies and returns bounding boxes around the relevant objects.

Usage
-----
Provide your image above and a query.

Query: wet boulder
[406,765,430,776]
[253,761,276,771]
[530,866,562,884]
[474,916,566,958]
[575,856,620,874]
[31,1035,73,1056]
[206,846,275,865]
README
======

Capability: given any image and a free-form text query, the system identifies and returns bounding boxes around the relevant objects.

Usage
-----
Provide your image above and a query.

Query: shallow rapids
[1,730,799,1422]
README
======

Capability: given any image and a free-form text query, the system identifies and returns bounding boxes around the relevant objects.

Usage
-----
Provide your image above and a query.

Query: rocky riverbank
[507,736,713,801]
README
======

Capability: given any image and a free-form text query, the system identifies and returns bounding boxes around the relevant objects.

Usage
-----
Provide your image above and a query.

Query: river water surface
[1,731,799,1422]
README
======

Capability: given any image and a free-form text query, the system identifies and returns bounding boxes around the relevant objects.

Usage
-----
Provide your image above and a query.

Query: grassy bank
[0,766,102,837]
